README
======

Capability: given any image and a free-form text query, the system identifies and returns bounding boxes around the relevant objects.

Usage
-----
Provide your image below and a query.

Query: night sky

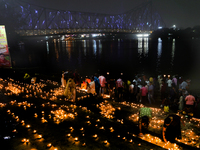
[21,0,200,29]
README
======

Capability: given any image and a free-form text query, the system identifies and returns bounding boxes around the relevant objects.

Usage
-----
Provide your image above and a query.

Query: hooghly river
[9,36,200,93]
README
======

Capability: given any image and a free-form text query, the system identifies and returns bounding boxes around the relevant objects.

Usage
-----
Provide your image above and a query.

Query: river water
[9,36,200,92]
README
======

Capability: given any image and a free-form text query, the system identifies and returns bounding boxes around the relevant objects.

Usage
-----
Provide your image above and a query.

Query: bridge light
[92,34,98,37]
[136,34,149,37]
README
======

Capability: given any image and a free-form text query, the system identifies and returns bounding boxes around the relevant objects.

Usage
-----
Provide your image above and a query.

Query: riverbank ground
[0,69,200,150]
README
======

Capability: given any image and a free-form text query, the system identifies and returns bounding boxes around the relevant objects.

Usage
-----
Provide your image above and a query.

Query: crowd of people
[1,68,198,146]
[60,70,199,144]
[61,70,199,118]
[61,70,199,113]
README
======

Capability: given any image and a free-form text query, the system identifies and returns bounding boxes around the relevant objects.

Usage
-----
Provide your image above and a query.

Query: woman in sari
[64,77,76,101]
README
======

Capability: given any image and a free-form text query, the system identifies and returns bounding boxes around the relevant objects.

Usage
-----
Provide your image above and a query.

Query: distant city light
[136,34,149,37]
[92,34,101,37]
[92,34,98,37]
[158,27,162,29]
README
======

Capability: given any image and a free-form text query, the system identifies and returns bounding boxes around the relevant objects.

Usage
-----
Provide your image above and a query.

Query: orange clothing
[85,78,91,84]
[81,81,87,89]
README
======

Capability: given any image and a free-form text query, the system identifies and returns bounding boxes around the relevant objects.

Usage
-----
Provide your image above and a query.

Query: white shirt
[116,78,123,88]
[129,84,134,93]
[167,79,172,87]
[99,76,106,87]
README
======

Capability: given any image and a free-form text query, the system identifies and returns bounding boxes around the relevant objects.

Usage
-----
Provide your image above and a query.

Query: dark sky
[21,0,200,28]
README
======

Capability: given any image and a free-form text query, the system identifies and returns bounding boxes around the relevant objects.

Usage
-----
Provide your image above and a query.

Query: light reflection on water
[156,38,162,73]
[99,40,102,55]
[138,38,143,54]
[82,40,87,56]
[157,38,162,57]
[66,41,72,60]
[14,36,197,80]
[54,39,59,61]
[46,41,49,54]
[93,40,97,57]
[171,38,175,65]
[143,38,149,55]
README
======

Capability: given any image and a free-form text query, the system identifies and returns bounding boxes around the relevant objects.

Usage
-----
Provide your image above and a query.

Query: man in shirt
[116,77,124,101]
[172,75,177,87]
[179,80,188,90]
[94,73,100,95]
[167,77,172,92]
[185,92,195,112]
[160,80,167,107]
[138,107,152,136]
[148,82,155,104]
[99,75,107,96]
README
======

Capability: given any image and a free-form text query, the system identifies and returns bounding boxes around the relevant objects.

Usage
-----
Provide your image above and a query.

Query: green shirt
[139,107,152,118]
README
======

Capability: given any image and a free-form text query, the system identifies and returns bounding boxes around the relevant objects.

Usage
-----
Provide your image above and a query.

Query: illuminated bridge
[0,0,165,36]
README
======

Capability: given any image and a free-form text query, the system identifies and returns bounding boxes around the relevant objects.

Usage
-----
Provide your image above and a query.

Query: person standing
[61,71,67,87]
[94,73,100,96]
[116,77,124,101]
[179,80,188,91]
[166,77,172,93]
[172,75,177,87]
[158,75,163,91]
[160,80,167,107]
[87,76,96,95]
[178,92,184,112]
[132,80,139,102]
[64,76,76,101]
[137,75,142,86]
[140,84,148,104]
[99,74,107,96]
[107,78,115,98]
[169,85,177,107]
[149,76,154,85]
[162,114,185,143]
[185,92,195,113]
[148,82,155,104]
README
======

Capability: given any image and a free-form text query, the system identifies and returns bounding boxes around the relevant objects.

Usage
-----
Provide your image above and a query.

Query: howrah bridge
[0,0,165,36]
